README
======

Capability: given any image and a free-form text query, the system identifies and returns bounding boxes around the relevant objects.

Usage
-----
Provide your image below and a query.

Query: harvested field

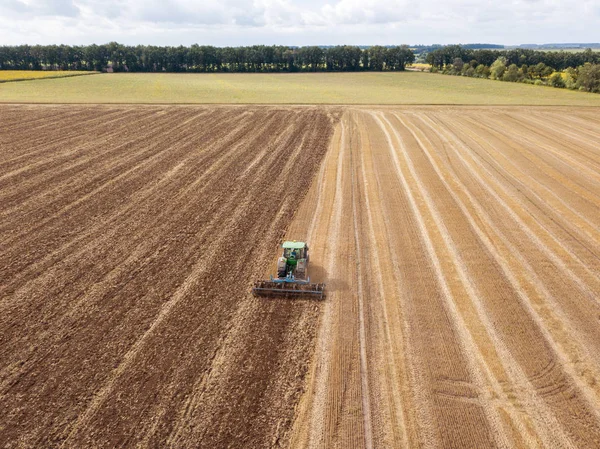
[288,106,600,448]
[2,104,600,448]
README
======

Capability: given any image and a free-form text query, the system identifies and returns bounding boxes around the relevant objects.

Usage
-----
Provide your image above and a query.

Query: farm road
[287,107,600,448]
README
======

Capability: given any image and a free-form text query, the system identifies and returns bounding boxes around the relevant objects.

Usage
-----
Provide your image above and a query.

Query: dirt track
[2,105,600,448]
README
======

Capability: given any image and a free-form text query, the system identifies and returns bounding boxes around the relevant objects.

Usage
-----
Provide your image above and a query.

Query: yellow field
[0,71,98,82]
[409,63,432,70]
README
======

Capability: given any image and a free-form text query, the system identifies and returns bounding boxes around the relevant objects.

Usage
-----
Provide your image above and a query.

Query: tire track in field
[444,115,600,298]
[290,113,375,449]
[0,107,99,150]
[446,120,600,245]
[0,108,236,245]
[474,113,600,208]
[0,108,159,184]
[0,107,278,336]
[446,114,600,267]
[163,119,325,446]
[357,111,442,448]
[0,107,197,189]
[0,108,135,160]
[161,111,333,448]
[76,109,336,448]
[0,109,179,234]
[286,119,340,449]
[510,112,600,167]
[306,118,349,448]
[544,110,600,140]
[74,109,330,446]
[286,107,600,448]
[0,109,238,301]
[4,105,600,448]
[372,114,506,444]
[62,159,281,442]
[372,112,513,449]
[354,110,411,447]
[442,114,600,287]
[0,108,201,220]
[348,115,375,449]
[438,113,600,275]
[393,111,600,446]
[478,113,600,199]
[419,113,600,367]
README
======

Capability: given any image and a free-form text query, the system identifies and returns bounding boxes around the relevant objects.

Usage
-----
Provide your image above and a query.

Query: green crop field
[1,72,600,105]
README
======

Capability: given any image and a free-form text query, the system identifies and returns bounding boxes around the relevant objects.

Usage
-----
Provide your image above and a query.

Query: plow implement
[252,277,326,300]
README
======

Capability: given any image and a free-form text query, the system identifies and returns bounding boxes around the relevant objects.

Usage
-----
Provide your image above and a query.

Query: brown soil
[0,105,339,448]
[2,105,600,449]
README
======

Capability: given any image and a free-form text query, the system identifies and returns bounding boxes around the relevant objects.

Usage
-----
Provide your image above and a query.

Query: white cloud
[321,0,416,25]
[0,0,598,45]
[1,0,80,17]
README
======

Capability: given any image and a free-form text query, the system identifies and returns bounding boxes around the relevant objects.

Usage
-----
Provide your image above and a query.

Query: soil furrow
[3,105,600,449]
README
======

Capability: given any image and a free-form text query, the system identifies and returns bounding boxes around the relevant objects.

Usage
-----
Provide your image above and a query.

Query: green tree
[549,72,566,88]
[452,57,464,74]
[489,57,507,80]
[502,64,519,82]
[463,66,476,77]
[575,63,600,92]
[475,64,490,78]
[296,46,324,71]
[367,46,387,71]
[385,45,414,71]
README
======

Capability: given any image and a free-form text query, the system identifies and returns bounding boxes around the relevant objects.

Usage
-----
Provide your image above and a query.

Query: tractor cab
[278,241,309,279]
[282,241,307,260]
[283,242,306,261]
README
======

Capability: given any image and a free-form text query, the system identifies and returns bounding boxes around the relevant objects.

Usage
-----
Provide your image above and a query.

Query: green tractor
[252,241,325,299]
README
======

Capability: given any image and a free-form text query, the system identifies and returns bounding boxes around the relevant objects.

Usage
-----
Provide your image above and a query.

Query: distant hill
[412,44,503,54]
[510,43,600,49]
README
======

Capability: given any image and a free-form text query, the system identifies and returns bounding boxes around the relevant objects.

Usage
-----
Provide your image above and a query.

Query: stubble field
[289,106,600,448]
[1,104,600,448]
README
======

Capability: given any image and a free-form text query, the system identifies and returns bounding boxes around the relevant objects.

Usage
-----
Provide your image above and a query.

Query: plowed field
[2,105,600,448]
[0,105,339,448]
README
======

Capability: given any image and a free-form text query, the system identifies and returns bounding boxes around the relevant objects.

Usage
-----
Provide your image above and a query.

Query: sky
[0,0,598,46]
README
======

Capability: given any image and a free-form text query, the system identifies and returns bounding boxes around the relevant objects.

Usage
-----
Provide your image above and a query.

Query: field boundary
[0,72,101,84]
[2,102,600,108]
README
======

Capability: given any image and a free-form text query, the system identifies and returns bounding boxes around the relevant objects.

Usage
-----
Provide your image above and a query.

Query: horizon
[1,0,598,47]
[2,42,599,49]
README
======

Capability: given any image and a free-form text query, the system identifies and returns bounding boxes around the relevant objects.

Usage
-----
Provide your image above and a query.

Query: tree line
[432,56,600,93]
[426,45,600,71]
[0,43,415,73]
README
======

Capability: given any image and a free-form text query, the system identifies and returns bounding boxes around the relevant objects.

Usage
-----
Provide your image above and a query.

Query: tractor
[252,241,325,299]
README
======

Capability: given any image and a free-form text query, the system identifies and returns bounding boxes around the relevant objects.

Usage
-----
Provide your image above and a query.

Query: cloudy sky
[0,0,598,46]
